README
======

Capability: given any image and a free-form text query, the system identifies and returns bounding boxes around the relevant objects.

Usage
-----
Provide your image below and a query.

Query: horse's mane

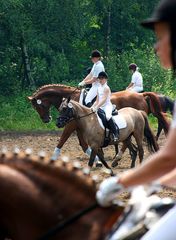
[0,149,96,195]
[32,84,76,98]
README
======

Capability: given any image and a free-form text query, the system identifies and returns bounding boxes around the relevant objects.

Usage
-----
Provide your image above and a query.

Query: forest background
[0,0,174,130]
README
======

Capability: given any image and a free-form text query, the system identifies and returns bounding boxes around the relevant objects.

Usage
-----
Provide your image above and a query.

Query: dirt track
[0,131,176,199]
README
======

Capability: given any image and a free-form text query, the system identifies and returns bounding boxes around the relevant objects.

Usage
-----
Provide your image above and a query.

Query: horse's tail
[140,111,159,152]
[165,96,175,115]
[142,92,170,135]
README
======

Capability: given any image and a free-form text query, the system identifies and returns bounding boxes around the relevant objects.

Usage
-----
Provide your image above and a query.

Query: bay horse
[0,149,123,240]
[56,99,159,169]
[27,84,168,161]
[156,94,174,140]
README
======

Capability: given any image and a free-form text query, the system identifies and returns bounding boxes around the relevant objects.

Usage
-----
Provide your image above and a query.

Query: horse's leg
[97,148,114,176]
[133,135,144,165]
[51,121,78,160]
[156,119,162,140]
[88,149,97,167]
[51,120,100,161]
[126,140,138,168]
[111,143,128,168]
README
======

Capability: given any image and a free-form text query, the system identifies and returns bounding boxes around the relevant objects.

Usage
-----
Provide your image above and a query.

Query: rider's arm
[83,72,93,82]
[119,128,176,188]
[158,168,176,186]
[96,87,109,109]
[126,82,134,89]
[92,91,99,108]
[84,76,97,85]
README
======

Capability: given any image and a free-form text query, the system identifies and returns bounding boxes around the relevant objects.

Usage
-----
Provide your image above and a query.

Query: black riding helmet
[141,0,176,73]
[98,71,108,79]
[91,50,101,58]
[129,63,137,71]
[141,0,176,29]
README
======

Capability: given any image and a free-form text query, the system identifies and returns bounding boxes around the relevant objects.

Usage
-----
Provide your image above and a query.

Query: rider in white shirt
[91,71,119,142]
[78,50,105,107]
[96,0,176,239]
[126,63,143,93]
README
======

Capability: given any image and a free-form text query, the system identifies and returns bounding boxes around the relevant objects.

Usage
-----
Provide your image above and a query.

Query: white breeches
[129,86,143,93]
[141,205,176,240]
[85,85,98,104]
[101,104,113,121]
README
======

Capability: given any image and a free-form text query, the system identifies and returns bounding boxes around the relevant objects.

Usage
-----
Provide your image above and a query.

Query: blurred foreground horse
[0,149,123,240]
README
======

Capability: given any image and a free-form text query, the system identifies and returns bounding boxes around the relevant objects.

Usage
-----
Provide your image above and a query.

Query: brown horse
[56,99,159,169]
[27,84,169,161]
[0,149,123,240]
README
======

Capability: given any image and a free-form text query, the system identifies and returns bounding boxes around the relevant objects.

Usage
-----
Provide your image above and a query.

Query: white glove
[91,106,97,112]
[96,176,123,207]
[78,80,86,87]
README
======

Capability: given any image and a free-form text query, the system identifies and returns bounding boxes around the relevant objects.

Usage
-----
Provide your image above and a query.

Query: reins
[66,111,95,125]
[38,202,98,240]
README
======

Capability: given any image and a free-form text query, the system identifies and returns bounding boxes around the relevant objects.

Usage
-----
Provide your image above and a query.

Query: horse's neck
[39,87,80,104]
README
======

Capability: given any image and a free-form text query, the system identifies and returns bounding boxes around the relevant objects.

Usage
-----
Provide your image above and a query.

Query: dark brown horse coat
[0,150,123,240]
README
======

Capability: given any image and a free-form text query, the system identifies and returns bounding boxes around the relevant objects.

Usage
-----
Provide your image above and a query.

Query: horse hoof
[110,170,114,176]
[111,160,119,168]
[96,162,103,168]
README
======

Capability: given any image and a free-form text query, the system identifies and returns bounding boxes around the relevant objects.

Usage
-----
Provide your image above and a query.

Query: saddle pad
[97,114,127,130]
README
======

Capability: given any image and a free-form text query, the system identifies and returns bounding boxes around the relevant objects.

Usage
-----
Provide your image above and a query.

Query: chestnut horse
[27,84,169,160]
[0,150,123,240]
[156,94,174,139]
[56,99,159,169]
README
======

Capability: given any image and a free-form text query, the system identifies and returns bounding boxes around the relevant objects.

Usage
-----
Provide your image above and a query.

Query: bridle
[38,202,98,240]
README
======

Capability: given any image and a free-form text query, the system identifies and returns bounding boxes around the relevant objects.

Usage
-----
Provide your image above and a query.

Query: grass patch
[0,93,59,131]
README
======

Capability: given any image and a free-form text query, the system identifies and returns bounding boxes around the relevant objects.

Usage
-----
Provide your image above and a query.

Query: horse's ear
[27,96,33,101]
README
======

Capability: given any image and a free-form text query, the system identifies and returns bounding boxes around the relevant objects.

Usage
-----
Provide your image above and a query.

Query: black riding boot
[108,118,119,142]
[86,102,92,107]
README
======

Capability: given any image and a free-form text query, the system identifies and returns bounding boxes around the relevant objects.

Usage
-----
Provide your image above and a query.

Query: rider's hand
[91,106,97,112]
[96,176,123,207]
[78,80,86,87]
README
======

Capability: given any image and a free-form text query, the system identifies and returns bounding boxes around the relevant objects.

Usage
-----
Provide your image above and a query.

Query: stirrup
[113,135,119,142]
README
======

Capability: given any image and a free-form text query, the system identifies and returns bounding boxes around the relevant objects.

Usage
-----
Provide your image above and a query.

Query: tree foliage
[1,0,172,96]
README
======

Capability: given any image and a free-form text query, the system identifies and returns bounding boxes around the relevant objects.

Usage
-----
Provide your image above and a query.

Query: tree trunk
[20,34,35,89]
[105,4,111,58]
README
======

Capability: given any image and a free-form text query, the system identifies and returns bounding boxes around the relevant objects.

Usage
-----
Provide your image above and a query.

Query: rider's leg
[141,205,176,240]
[85,85,98,107]
[105,105,119,141]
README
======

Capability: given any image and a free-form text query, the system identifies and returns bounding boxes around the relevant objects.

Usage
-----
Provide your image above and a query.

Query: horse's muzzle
[56,116,69,128]
[42,115,52,123]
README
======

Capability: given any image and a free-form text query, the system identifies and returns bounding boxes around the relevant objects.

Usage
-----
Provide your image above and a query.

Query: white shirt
[91,61,105,86]
[131,70,143,87]
[97,82,111,108]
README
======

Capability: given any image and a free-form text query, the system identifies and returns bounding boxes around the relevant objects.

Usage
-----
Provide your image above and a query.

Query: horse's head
[56,97,75,128]
[27,96,52,123]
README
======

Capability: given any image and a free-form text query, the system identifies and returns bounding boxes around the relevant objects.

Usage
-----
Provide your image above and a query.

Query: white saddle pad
[97,114,127,130]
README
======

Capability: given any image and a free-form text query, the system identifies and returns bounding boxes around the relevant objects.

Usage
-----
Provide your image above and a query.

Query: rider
[78,50,105,107]
[96,0,176,239]
[126,63,143,93]
[91,71,119,142]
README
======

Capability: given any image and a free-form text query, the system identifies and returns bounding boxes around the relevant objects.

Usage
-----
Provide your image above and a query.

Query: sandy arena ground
[0,131,175,200]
